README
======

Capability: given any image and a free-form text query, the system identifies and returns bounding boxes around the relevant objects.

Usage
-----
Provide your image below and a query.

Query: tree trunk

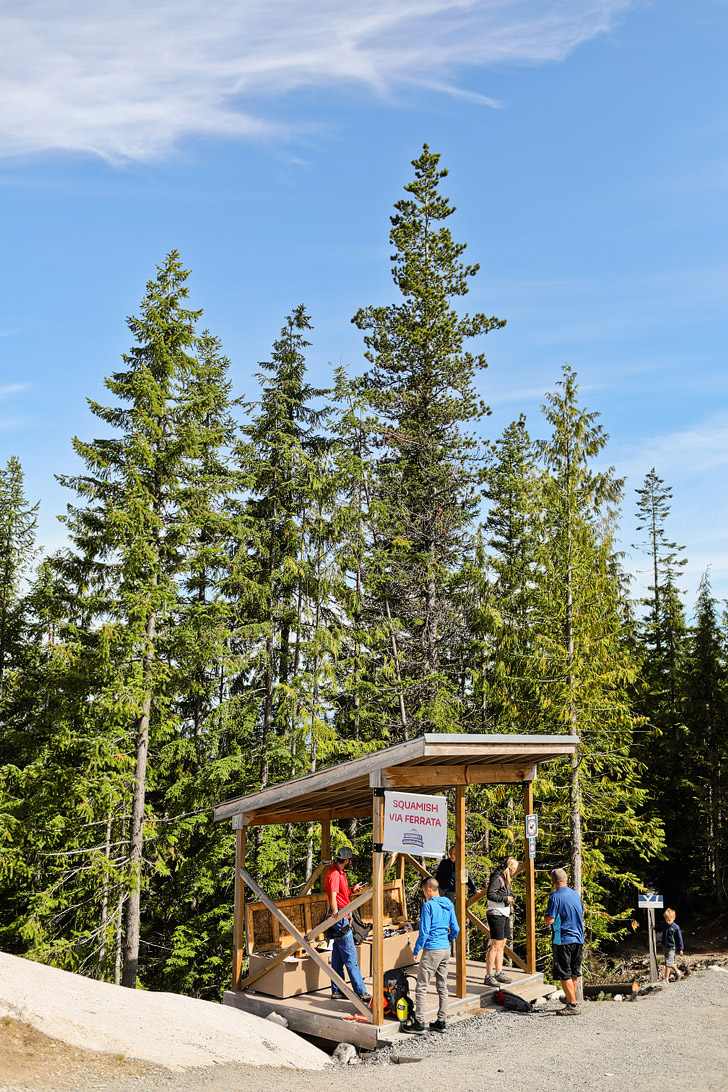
[121,606,156,989]
[97,808,113,977]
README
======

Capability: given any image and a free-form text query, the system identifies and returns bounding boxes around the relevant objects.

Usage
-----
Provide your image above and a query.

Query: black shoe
[400,1019,426,1034]
[358,993,372,1004]
[429,1019,447,1033]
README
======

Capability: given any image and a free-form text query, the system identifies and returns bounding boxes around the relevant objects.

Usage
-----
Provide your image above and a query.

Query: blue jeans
[330,922,367,997]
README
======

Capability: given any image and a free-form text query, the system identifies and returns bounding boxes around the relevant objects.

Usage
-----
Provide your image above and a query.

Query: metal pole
[648,908,658,983]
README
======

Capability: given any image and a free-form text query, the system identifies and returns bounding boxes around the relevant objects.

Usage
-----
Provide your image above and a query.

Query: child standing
[661,908,684,981]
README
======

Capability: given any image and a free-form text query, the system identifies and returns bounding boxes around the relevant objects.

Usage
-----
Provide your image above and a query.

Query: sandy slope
[0,951,328,1071]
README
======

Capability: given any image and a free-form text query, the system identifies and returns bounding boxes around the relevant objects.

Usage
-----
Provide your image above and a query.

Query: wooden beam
[242,805,372,826]
[422,743,574,760]
[380,764,536,788]
[232,824,246,988]
[524,779,536,974]
[372,791,385,1026]
[465,909,528,972]
[238,868,372,1019]
[401,852,431,880]
[383,852,398,877]
[320,817,331,893]
[237,885,375,992]
[214,737,426,821]
[300,859,329,898]
[455,785,467,998]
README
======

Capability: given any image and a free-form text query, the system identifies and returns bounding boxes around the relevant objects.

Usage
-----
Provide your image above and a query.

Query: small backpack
[382,967,413,1020]
[495,989,534,1014]
[350,909,372,946]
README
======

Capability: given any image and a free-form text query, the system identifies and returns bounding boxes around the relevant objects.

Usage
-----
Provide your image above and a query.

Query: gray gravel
[3,967,727,1092]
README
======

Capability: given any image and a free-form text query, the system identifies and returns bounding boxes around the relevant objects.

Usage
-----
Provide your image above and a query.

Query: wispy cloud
[0,383,32,402]
[0,1,634,163]
[621,413,728,480]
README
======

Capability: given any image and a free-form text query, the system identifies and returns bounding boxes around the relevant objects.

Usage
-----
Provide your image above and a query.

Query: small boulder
[333,1042,358,1066]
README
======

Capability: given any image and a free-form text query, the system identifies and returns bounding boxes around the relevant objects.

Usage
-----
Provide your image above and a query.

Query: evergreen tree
[53,251,240,987]
[533,366,662,928]
[352,144,504,737]
[234,306,329,889]
[682,573,728,909]
[468,416,544,734]
[0,456,39,702]
[632,469,688,894]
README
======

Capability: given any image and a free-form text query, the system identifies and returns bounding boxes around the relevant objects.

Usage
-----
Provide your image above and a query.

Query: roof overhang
[214,733,578,826]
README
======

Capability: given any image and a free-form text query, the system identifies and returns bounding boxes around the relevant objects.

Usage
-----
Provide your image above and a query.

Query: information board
[382,791,447,858]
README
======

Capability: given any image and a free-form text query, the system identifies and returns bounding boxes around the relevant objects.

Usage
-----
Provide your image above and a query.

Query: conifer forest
[1,147,726,996]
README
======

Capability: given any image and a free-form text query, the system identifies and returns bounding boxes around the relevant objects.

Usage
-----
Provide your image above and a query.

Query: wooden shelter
[214,732,577,1047]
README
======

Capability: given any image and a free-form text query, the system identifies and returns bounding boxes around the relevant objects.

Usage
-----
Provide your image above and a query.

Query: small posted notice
[382,791,447,858]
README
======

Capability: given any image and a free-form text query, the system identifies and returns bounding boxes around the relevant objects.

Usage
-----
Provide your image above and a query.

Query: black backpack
[350,909,372,946]
[382,967,414,1019]
[495,989,534,1013]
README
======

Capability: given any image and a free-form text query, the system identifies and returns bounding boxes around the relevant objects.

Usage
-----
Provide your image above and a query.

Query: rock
[549,990,565,1001]
[333,1042,358,1065]
[613,994,623,1002]
[265,1012,288,1028]
[709,965,728,974]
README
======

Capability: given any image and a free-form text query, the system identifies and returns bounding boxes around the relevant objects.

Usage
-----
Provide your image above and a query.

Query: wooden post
[372,788,385,1025]
[232,820,246,989]
[397,853,405,883]
[320,816,330,892]
[455,785,467,998]
[523,780,536,974]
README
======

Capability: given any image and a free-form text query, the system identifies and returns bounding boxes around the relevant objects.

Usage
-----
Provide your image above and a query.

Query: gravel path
[2,966,727,1092]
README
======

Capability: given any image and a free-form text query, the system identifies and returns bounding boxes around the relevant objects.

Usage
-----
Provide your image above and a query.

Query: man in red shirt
[325,847,371,1002]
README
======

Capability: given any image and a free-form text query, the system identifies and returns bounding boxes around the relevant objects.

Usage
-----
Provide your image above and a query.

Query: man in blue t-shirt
[544,867,584,1017]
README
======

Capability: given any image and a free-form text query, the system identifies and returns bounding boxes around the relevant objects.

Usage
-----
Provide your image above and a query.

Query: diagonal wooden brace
[239,868,373,1019]
[465,908,527,972]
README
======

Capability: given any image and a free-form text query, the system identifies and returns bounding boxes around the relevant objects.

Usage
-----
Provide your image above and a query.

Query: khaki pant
[415,947,450,1021]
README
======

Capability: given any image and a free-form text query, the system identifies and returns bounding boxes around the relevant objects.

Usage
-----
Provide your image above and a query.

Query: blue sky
[1,0,726,609]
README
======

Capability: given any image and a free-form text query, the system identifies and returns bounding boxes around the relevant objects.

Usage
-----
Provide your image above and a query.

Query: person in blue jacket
[401,876,460,1035]
[660,908,684,981]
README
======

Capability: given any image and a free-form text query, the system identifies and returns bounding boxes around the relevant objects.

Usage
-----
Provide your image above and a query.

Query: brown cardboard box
[245,930,418,998]
[246,949,337,998]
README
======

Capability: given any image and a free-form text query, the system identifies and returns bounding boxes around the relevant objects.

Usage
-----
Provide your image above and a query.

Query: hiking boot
[557,1003,581,1016]
[484,974,499,987]
[429,1019,447,1033]
[495,972,512,984]
[331,989,345,999]
[358,993,372,1004]
[400,1019,426,1034]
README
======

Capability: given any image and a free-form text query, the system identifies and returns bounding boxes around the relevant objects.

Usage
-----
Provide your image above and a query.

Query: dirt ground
[2,915,727,1092]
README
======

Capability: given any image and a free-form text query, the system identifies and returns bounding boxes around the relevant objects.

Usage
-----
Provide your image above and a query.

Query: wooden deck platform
[223,959,551,1050]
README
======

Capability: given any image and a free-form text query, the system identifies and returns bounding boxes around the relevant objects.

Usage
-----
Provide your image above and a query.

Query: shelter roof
[214,733,577,827]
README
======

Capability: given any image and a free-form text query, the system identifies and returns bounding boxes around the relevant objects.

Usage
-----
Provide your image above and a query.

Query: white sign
[638,894,663,908]
[528,836,536,860]
[382,791,447,858]
[525,814,538,839]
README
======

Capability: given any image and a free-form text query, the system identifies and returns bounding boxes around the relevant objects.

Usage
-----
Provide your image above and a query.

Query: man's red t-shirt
[325,863,351,910]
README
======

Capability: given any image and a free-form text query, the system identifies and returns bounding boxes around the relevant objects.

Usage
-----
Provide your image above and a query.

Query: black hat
[335,846,354,862]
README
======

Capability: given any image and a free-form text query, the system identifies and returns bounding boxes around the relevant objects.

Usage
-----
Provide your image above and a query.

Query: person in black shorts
[484,857,520,987]
[544,868,584,1016]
